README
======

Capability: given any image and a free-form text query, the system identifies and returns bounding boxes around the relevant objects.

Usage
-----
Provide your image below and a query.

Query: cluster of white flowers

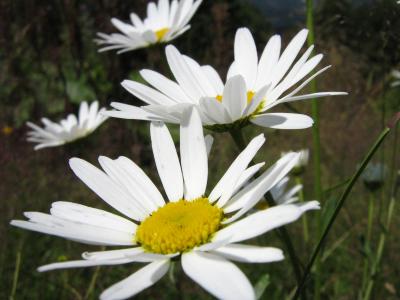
[16,1,348,299]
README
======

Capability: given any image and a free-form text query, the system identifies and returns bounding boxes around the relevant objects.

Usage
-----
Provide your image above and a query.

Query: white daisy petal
[232,162,265,195]
[121,80,177,106]
[234,27,258,88]
[201,65,224,94]
[212,244,284,263]
[100,260,170,300]
[223,152,300,222]
[214,202,320,244]
[69,158,146,221]
[209,134,265,205]
[255,35,281,90]
[180,107,208,200]
[150,121,184,201]
[10,215,134,246]
[251,113,314,130]
[182,251,255,300]
[38,258,137,272]
[50,201,137,234]
[222,75,247,120]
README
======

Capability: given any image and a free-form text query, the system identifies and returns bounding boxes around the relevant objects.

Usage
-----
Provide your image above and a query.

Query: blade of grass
[294,112,399,299]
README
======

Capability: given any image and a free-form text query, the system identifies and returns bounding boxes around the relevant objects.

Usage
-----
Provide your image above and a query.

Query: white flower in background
[96,0,202,54]
[281,148,309,175]
[27,101,108,150]
[106,28,346,130]
[271,176,303,205]
[391,70,400,87]
[361,162,387,191]
[12,108,319,300]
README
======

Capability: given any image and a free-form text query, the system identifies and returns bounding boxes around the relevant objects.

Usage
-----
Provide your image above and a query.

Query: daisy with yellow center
[11,108,319,300]
[96,0,202,54]
[106,28,347,130]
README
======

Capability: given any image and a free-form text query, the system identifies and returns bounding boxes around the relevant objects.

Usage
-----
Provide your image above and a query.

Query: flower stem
[360,193,375,297]
[305,0,323,298]
[296,176,309,242]
[294,113,399,299]
[228,129,305,299]
[363,120,399,300]
[84,246,105,300]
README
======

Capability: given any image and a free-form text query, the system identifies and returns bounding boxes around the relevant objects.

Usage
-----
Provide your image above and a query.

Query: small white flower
[12,108,319,300]
[282,149,309,168]
[271,176,303,205]
[105,28,346,130]
[96,0,202,54]
[27,101,108,150]
[391,70,400,87]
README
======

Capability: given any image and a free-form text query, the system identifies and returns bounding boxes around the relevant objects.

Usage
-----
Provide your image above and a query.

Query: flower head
[27,101,108,150]
[96,0,202,54]
[12,108,319,300]
[106,28,346,131]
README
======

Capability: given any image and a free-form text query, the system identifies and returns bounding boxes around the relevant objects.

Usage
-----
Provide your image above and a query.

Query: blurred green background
[1,0,399,299]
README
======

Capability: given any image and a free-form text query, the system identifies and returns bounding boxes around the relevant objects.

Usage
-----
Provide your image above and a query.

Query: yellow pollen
[247,90,255,103]
[136,198,223,254]
[155,27,169,41]
[215,90,256,104]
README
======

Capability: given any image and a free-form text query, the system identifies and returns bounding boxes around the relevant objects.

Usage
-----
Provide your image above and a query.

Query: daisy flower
[12,108,319,300]
[96,0,202,54]
[27,101,108,150]
[105,28,346,131]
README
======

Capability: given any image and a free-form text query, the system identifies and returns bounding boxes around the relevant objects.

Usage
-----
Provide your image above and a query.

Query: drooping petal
[100,260,170,300]
[182,251,255,300]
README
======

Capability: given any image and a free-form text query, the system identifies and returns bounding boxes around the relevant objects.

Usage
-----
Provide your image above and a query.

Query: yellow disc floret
[155,27,169,41]
[136,198,223,254]
[216,90,256,104]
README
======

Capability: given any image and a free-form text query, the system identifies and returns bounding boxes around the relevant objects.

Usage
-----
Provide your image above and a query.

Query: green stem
[305,0,323,298]
[9,250,21,300]
[294,113,399,300]
[229,129,305,299]
[360,193,375,297]
[363,120,399,300]
[296,176,309,242]
[84,246,105,300]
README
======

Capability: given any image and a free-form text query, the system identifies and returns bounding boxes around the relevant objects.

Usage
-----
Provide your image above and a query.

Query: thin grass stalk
[305,0,323,298]
[229,129,305,300]
[363,120,399,300]
[9,250,21,300]
[296,176,309,242]
[294,112,399,300]
[360,193,375,298]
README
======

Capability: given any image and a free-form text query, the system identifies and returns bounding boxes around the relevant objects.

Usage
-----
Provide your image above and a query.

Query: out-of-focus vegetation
[1,0,399,299]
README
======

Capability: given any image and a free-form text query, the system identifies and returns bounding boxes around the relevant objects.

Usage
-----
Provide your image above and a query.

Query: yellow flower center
[154,27,169,41]
[216,90,256,104]
[136,198,223,254]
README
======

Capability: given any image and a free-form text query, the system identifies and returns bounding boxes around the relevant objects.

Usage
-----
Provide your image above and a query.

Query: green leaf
[254,273,270,300]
